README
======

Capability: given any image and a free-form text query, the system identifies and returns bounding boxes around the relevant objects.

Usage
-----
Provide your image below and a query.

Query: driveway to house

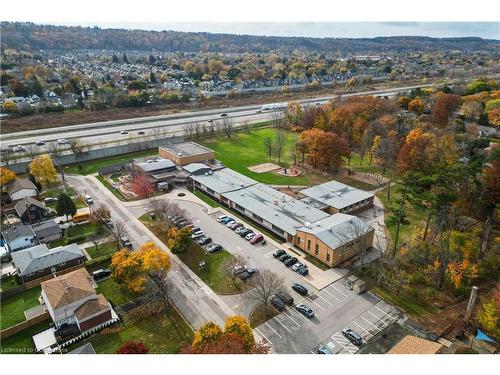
[66,174,236,330]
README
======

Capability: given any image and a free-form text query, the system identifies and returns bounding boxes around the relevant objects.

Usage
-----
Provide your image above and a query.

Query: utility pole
[464,286,479,323]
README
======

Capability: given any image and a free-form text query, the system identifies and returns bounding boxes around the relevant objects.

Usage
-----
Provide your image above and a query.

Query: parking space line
[281,310,301,327]
[315,293,335,307]
[322,288,342,302]
[307,296,327,311]
[265,322,282,339]
[353,321,373,340]
[360,315,380,332]
[374,304,397,319]
[330,285,347,297]
[310,350,315,354]
[289,308,310,322]
[331,333,358,354]
[273,316,293,333]
[254,328,272,345]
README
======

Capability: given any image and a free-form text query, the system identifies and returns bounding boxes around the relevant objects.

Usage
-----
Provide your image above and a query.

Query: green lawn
[39,185,75,200]
[194,190,221,208]
[376,187,426,247]
[200,127,315,186]
[0,287,41,329]
[73,196,87,209]
[344,153,384,174]
[71,304,193,354]
[1,275,20,291]
[86,241,117,259]
[67,222,101,238]
[373,286,438,317]
[332,175,379,191]
[177,243,247,294]
[64,149,157,175]
[0,319,51,354]
[96,277,139,306]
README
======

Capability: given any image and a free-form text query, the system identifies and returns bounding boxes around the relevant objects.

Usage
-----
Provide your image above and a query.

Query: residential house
[14,197,49,224]
[1,223,37,252]
[31,220,62,243]
[387,335,443,354]
[6,178,38,202]
[41,268,113,333]
[11,243,86,283]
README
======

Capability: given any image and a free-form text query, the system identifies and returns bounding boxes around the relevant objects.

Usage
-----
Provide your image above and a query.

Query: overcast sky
[51,22,500,39]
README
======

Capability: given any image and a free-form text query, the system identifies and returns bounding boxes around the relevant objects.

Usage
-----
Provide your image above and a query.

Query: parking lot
[253,280,402,354]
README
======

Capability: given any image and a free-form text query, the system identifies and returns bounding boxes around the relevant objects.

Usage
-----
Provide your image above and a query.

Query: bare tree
[193,122,202,139]
[274,131,285,164]
[110,220,128,250]
[290,139,299,166]
[263,137,273,161]
[48,142,63,159]
[272,111,285,129]
[223,254,248,287]
[0,148,15,166]
[333,217,373,268]
[245,270,283,317]
[25,144,40,161]
[221,117,233,139]
[148,198,186,226]
[69,138,88,168]
[151,127,163,146]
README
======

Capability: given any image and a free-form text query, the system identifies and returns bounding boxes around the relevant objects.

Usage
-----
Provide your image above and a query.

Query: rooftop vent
[304,222,312,229]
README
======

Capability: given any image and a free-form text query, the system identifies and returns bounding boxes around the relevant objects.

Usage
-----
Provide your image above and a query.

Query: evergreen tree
[56,192,77,223]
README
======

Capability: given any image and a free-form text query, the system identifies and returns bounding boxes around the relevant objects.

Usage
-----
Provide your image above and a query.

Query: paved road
[66,174,236,329]
[2,84,432,150]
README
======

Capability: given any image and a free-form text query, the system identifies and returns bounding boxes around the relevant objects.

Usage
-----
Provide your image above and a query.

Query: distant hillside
[1,22,499,53]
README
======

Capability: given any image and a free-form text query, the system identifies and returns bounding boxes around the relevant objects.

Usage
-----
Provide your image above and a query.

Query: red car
[250,234,264,245]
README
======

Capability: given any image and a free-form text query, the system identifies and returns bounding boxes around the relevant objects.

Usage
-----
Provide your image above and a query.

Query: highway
[1,84,433,153]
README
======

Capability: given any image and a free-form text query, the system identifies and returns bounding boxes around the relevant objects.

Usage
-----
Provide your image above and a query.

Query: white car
[216,215,227,222]
[292,262,303,272]
[226,220,236,227]
[191,231,204,239]
[13,145,25,152]
[245,232,256,241]
[120,130,129,135]
[235,226,246,234]
[57,138,68,144]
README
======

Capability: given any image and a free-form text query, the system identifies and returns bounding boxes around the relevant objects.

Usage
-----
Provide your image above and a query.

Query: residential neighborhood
[0,8,499,375]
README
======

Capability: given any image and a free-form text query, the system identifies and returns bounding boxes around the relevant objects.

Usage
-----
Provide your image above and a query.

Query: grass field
[0,275,20,291]
[373,286,438,317]
[0,287,41,329]
[200,128,317,186]
[0,319,51,354]
[68,304,193,354]
[177,243,247,294]
[96,277,139,306]
[86,241,117,259]
[64,149,157,175]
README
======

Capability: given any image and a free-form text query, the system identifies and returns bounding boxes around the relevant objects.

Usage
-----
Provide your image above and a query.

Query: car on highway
[57,138,69,144]
[292,262,303,271]
[292,283,308,295]
[276,291,294,305]
[284,257,298,267]
[317,345,332,354]
[271,296,286,312]
[197,236,212,246]
[245,232,256,241]
[120,130,129,134]
[279,253,291,262]
[250,234,264,245]
[13,145,26,152]
[273,249,285,258]
[295,303,314,318]
[138,131,145,135]
[342,328,363,346]
[44,197,58,205]
[36,140,46,146]
[297,265,309,276]
[216,215,227,222]
[207,244,222,254]
[219,113,228,117]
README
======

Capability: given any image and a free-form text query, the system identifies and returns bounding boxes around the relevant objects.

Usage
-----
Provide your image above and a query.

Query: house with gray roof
[1,223,37,252]
[14,197,49,224]
[31,220,62,243]
[7,178,38,202]
[300,180,374,214]
[11,243,86,282]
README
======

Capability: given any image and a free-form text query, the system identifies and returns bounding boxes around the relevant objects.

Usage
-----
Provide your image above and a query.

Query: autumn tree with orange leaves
[299,128,349,171]
[431,92,461,127]
[132,173,155,198]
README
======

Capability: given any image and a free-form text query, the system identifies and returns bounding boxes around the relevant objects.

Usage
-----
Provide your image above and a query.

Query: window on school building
[307,240,311,251]
[315,244,319,256]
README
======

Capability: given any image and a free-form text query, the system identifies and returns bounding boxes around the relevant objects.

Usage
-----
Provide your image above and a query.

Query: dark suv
[342,328,363,346]
[273,249,285,258]
[276,291,294,305]
[279,253,291,262]
[292,282,308,295]
[284,257,298,267]
[271,296,286,312]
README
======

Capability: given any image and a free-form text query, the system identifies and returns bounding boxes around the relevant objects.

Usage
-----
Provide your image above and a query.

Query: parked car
[207,244,222,254]
[239,229,253,237]
[292,262,303,271]
[233,265,247,275]
[227,221,238,228]
[273,249,285,258]
[84,194,93,205]
[342,328,363,346]
[198,237,212,246]
[276,291,294,305]
[245,232,256,241]
[221,217,233,224]
[295,303,314,318]
[271,296,286,312]
[121,236,133,249]
[44,197,58,205]
[317,345,332,354]
[284,257,298,267]
[235,226,246,234]
[104,218,114,229]
[292,283,308,295]
[92,268,112,282]
[250,234,264,245]
[36,140,46,146]
[232,223,244,231]
[191,231,204,239]
[216,215,227,222]
[13,145,26,152]
[298,265,309,276]
[238,270,253,281]
[279,253,291,262]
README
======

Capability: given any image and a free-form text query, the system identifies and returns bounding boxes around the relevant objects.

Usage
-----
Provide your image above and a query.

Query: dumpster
[353,279,366,294]
[344,275,359,290]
